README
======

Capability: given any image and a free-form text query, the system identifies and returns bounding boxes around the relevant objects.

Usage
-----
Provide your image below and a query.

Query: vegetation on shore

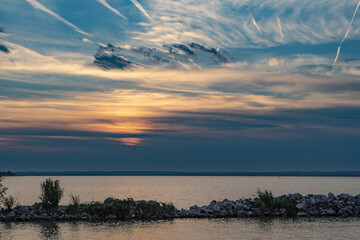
[39,178,64,209]
[254,189,297,216]
[67,198,175,220]
[1,177,175,221]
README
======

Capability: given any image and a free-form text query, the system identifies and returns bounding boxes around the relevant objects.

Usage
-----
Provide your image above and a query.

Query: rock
[219,210,227,217]
[251,208,263,216]
[328,193,335,199]
[17,205,26,213]
[223,201,234,211]
[339,194,350,199]
[279,208,286,214]
[246,211,254,217]
[104,197,115,204]
[20,214,27,221]
[237,210,246,217]
[235,201,243,209]
[326,209,336,215]
[5,211,16,219]
[296,203,305,210]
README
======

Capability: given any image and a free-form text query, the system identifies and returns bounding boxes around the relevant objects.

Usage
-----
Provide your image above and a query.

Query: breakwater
[1,193,360,222]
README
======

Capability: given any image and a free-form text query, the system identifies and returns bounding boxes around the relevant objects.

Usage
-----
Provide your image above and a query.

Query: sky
[0,0,360,172]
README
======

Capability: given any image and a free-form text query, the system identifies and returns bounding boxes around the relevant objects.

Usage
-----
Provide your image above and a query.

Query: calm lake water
[1,176,360,239]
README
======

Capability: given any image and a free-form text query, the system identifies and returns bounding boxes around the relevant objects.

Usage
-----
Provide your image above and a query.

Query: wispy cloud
[276,17,283,42]
[132,0,360,48]
[24,0,91,36]
[82,38,93,43]
[251,16,261,32]
[130,0,152,21]
[96,0,127,20]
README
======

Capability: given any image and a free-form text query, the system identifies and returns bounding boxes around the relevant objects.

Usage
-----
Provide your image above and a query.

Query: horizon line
[7,170,360,177]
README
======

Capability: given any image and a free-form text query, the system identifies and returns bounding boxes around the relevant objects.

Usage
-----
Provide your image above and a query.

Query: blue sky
[0,0,360,171]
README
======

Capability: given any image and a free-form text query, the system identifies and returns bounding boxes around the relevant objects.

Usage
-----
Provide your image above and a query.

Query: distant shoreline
[10,171,360,177]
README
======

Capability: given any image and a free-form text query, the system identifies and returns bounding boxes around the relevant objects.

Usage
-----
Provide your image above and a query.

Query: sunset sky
[0,0,360,171]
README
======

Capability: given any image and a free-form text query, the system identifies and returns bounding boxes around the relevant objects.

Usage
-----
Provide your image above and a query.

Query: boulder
[5,211,16,219]
[251,208,263,216]
[326,209,336,216]
[20,214,27,221]
[296,203,305,210]
[327,193,335,199]
[104,197,115,204]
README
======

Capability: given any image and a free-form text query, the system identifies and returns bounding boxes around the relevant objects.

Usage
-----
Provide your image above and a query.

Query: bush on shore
[255,189,297,216]
[254,189,274,211]
[39,178,64,209]
[3,195,17,212]
[67,193,81,214]
[67,198,176,220]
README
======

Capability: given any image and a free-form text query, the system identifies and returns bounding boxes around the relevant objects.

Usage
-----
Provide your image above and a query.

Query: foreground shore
[1,192,360,222]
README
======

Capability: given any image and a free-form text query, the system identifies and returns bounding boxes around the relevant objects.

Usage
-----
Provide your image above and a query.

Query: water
[3,176,360,208]
[1,218,360,240]
[1,176,360,239]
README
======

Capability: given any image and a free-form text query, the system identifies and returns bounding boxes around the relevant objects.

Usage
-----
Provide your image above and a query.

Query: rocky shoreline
[1,193,360,222]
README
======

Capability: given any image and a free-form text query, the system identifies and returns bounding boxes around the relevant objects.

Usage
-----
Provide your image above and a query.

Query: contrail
[251,16,261,32]
[333,0,360,69]
[277,17,283,42]
[275,0,284,43]
[25,0,91,36]
[97,0,127,20]
[130,0,151,21]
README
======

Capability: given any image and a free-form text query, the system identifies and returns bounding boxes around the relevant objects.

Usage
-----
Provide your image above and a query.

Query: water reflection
[39,222,59,240]
[0,218,360,240]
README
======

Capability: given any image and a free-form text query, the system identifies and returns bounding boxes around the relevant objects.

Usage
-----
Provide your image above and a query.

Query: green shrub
[3,195,16,212]
[67,193,81,214]
[273,197,297,216]
[254,189,274,211]
[79,198,135,219]
[254,189,297,216]
[39,178,64,209]
[78,198,175,219]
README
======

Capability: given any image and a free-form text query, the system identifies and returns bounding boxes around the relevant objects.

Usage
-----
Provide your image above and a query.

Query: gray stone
[251,208,263,216]
[246,211,254,217]
[237,210,246,217]
[18,206,26,213]
[104,197,114,204]
[296,203,305,210]
[339,194,350,199]
[326,209,336,215]
[5,211,16,219]
[328,193,335,199]
[20,214,27,221]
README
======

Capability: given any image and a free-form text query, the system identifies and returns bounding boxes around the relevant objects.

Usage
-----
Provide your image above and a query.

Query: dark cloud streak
[0,44,9,53]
